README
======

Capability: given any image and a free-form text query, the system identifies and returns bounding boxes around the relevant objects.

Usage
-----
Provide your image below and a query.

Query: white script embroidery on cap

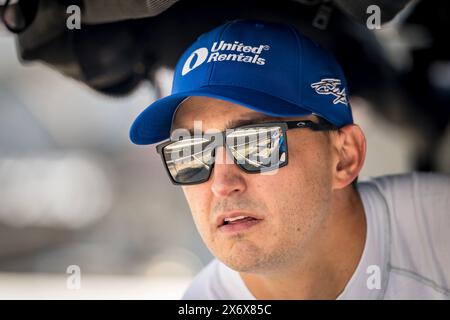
[311,78,348,105]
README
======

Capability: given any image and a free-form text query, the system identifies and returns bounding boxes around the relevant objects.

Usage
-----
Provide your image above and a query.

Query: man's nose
[210,146,246,198]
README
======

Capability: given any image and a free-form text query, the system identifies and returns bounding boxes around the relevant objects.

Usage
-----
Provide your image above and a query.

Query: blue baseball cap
[130,19,353,145]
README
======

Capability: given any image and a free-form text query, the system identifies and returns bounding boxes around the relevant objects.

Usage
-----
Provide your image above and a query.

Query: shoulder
[361,172,450,296]
[364,172,450,245]
[368,171,450,197]
[359,172,449,220]
[364,172,450,235]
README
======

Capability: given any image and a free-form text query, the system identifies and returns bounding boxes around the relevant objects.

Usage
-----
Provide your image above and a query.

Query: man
[130,20,450,299]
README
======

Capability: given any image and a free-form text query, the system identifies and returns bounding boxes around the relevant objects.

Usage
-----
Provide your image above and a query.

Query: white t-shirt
[182,172,450,300]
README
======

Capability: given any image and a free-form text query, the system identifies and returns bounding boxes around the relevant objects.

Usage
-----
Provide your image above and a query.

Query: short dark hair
[315,116,358,188]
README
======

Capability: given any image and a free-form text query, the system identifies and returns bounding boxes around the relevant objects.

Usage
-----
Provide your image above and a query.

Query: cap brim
[130,85,313,145]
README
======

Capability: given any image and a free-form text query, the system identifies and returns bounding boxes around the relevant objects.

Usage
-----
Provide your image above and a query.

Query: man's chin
[217,241,268,273]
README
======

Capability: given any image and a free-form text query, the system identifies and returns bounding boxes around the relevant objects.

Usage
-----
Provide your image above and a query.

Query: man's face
[172,96,335,273]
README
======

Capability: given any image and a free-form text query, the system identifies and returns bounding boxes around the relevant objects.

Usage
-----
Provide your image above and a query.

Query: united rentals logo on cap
[182,41,270,76]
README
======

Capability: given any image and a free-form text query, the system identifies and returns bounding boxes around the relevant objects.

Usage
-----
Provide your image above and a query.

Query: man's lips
[215,211,263,233]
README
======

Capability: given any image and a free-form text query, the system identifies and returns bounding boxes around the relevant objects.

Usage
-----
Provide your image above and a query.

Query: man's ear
[331,124,366,189]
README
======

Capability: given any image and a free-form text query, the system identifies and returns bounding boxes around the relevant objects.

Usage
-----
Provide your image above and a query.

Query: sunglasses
[156,119,337,185]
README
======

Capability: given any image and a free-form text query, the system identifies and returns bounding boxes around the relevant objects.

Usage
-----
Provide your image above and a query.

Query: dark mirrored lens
[162,137,214,184]
[227,126,287,172]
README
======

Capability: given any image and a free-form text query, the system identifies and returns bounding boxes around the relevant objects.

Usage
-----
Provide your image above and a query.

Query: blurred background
[0,0,449,299]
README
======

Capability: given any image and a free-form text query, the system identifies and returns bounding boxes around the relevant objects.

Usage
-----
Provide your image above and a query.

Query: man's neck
[240,186,367,299]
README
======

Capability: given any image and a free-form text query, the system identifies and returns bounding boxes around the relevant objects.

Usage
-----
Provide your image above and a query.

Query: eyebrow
[225,115,282,130]
[174,114,282,135]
